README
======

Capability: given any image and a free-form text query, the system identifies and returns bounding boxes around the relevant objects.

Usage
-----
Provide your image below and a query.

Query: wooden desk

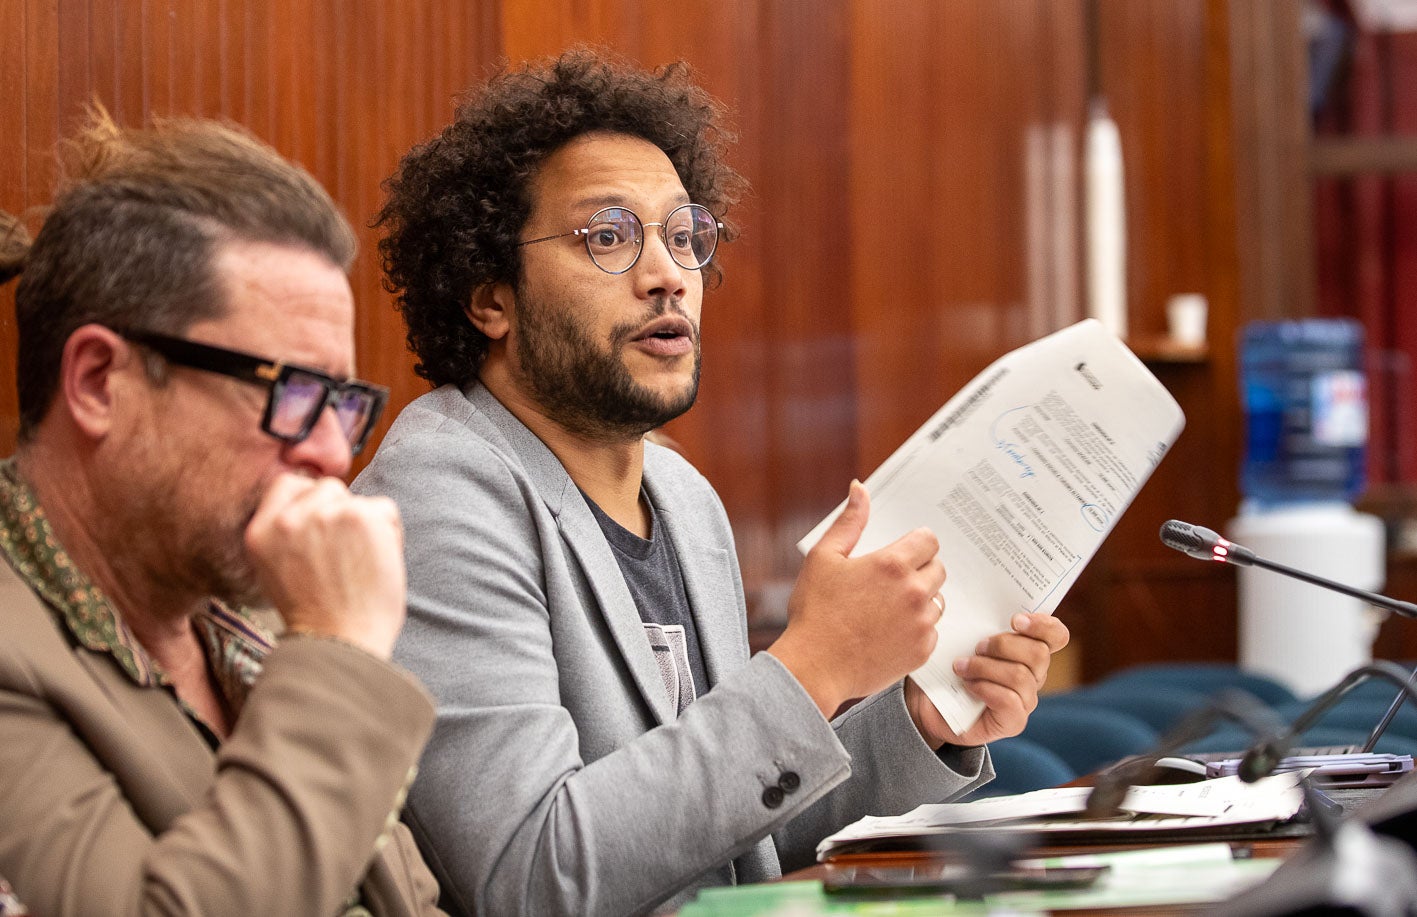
[679,783,1411,915]
[767,819,1314,915]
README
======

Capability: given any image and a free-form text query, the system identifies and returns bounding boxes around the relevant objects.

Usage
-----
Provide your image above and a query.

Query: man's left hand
[904,612,1070,749]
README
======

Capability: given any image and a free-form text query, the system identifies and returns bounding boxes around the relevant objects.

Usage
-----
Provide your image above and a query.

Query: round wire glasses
[517,203,722,275]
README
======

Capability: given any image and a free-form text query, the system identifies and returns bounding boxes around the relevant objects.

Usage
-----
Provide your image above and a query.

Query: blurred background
[3,0,1415,690]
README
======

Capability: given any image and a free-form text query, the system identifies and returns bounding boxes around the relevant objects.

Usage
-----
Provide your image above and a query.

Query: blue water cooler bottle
[1229,319,1384,695]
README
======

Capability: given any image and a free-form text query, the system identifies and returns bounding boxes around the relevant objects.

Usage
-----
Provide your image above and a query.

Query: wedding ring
[930,593,945,613]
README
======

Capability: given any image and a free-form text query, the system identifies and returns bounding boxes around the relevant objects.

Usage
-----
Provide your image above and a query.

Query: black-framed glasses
[116,328,389,455]
[517,203,722,275]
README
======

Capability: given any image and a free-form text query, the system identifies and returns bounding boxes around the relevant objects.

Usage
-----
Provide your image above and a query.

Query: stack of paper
[680,846,1281,916]
[817,773,1306,860]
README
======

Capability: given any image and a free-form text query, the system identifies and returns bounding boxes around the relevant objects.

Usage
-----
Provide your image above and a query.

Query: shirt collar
[0,458,274,708]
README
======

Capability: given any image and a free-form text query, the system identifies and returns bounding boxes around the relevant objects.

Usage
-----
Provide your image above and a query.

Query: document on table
[681,845,1280,915]
[989,843,1282,913]
[815,773,1306,861]
[798,319,1185,734]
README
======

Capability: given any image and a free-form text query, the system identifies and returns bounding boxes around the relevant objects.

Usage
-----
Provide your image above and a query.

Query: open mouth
[631,318,697,355]
[632,315,696,345]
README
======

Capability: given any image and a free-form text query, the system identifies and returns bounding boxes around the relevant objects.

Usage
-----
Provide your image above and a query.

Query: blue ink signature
[990,406,1036,479]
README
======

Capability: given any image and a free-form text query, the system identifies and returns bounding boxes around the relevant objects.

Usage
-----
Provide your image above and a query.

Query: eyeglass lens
[268,370,380,451]
[585,204,718,274]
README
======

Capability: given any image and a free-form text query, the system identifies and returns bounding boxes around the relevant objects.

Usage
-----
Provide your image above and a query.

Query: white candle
[1086,98,1127,340]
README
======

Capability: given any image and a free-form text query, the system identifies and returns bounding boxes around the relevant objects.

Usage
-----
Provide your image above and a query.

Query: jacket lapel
[556,500,676,726]
[467,386,675,727]
[649,488,743,688]
[71,648,215,829]
[0,559,213,832]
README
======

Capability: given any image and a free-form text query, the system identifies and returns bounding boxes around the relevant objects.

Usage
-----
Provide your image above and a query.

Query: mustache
[610,297,698,345]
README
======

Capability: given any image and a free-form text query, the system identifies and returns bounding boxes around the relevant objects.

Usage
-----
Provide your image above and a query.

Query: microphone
[1218,668,1417,916]
[1236,661,1417,782]
[1163,519,1417,754]
[1159,519,1417,618]
[1085,689,1285,817]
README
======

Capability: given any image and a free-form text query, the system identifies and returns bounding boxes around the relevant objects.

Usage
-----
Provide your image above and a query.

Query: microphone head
[1239,740,1287,783]
[1084,775,1131,819]
[1159,519,1252,565]
[1159,519,1218,560]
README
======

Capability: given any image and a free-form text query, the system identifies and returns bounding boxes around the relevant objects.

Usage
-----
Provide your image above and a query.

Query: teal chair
[974,737,1076,799]
[1094,663,1299,709]
[1056,683,1212,733]
[1020,701,1159,776]
[1274,696,1417,744]
[1175,724,1417,757]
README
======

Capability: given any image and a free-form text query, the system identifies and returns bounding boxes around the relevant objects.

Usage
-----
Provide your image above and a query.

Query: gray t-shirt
[584,491,709,716]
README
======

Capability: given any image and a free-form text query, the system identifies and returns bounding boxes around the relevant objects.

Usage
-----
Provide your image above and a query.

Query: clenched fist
[245,473,407,660]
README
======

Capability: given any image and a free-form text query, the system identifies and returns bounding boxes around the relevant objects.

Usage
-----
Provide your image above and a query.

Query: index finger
[871,526,940,569]
[250,472,316,518]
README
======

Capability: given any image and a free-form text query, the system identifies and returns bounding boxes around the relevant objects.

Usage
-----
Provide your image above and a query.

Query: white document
[815,773,1306,860]
[798,320,1185,733]
[993,844,1282,911]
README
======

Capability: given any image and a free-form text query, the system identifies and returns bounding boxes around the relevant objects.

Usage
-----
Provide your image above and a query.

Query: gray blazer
[354,383,991,917]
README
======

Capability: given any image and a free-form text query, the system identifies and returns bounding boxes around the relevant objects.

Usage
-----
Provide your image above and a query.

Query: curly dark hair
[377,48,747,389]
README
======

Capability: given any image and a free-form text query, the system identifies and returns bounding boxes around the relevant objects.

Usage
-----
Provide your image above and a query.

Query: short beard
[513,292,701,442]
[108,434,269,612]
[189,494,266,609]
[159,482,267,611]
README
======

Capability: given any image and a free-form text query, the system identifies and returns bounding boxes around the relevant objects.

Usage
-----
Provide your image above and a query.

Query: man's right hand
[244,473,407,660]
[766,481,945,719]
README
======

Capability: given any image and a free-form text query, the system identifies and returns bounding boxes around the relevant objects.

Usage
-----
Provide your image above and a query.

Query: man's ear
[59,324,137,440]
[465,282,514,341]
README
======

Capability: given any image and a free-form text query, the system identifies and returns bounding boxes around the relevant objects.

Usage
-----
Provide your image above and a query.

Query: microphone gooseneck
[1238,661,1417,782]
[1162,520,1417,759]
[1159,519,1417,618]
[1084,689,1286,817]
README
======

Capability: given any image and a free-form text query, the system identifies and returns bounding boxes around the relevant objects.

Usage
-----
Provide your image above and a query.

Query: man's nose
[631,228,689,300]
[285,404,353,479]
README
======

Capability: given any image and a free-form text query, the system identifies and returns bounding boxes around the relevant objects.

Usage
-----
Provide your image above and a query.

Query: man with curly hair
[356,49,1069,916]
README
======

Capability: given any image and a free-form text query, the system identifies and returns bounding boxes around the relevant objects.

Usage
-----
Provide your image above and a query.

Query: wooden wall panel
[848,0,1086,476]
[1,1,1289,680]
[1,0,33,443]
[847,0,943,467]
[1072,0,1312,677]
[741,1,851,596]
[0,0,501,462]
[1071,0,1240,676]
[1099,0,1210,340]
